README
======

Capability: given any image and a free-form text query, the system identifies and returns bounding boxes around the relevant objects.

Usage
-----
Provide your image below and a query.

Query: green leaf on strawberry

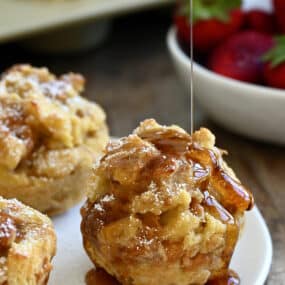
[263,36,285,67]
[178,0,242,23]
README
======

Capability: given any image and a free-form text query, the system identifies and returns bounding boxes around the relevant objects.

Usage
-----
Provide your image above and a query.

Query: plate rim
[250,207,273,285]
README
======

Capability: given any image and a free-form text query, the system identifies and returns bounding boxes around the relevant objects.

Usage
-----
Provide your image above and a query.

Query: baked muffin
[0,64,108,215]
[81,119,254,285]
[0,197,56,285]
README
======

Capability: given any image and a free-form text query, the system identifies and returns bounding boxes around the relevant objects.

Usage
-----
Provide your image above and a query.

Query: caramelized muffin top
[82,119,253,285]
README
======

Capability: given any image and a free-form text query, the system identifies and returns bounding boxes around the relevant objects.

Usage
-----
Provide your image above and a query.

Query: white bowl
[167,27,285,145]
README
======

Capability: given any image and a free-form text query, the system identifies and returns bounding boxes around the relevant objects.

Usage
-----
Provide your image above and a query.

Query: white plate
[49,205,272,285]
[0,0,173,43]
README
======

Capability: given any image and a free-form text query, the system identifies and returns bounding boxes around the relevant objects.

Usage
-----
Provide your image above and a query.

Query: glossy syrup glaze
[81,122,254,285]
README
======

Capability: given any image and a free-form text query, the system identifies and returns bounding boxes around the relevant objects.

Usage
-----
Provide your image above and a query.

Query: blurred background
[0,0,182,135]
[0,0,284,284]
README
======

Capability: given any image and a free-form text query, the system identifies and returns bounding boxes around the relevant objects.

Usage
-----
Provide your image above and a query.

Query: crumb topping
[0,64,106,176]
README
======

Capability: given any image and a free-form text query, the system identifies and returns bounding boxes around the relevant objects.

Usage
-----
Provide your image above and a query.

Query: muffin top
[0,64,107,174]
[82,119,254,284]
[0,197,56,284]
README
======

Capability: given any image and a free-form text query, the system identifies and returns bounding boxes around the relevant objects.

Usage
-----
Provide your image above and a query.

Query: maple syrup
[82,124,254,285]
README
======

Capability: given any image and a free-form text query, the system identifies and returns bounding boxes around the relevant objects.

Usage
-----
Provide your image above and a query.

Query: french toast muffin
[81,119,253,285]
[0,64,108,215]
[0,197,56,285]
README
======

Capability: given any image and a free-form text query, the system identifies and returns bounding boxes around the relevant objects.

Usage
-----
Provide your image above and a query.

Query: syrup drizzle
[82,123,254,285]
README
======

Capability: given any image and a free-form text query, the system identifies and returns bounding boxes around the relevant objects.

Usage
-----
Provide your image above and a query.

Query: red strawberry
[273,0,285,33]
[208,31,274,83]
[193,9,245,53]
[263,36,285,89]
[175,15,190,48]
[264,64,285,89]
[246,10,275,34]
[174,1,191,47]
[175,0,244,53]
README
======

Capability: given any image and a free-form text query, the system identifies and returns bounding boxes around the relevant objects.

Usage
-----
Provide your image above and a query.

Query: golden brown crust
[0,64,109,215]
[0,197,56,285]
[81,119,253,285]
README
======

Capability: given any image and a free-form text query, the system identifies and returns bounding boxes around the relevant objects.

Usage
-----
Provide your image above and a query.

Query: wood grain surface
[0,8,284,285]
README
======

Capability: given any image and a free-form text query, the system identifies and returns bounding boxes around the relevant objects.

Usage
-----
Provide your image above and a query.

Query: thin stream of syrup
[190,0,194,134]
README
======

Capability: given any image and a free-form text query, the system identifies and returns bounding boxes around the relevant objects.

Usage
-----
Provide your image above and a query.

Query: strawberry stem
[263,36,285,67]
[178,0,241,23]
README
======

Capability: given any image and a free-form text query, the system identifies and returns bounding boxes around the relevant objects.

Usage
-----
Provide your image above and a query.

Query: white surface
[49,204,272,285]
[167,27,285,145]
[231,207,273,285]
[0,0,173,43]
[49,204,93,285]
[242,0,272,12]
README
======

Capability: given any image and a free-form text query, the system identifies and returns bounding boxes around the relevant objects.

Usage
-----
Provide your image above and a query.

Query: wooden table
[0,8,284,285]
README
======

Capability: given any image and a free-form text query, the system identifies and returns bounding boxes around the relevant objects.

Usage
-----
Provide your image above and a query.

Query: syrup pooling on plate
[85,268,119,285]
[81,119,254,285]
